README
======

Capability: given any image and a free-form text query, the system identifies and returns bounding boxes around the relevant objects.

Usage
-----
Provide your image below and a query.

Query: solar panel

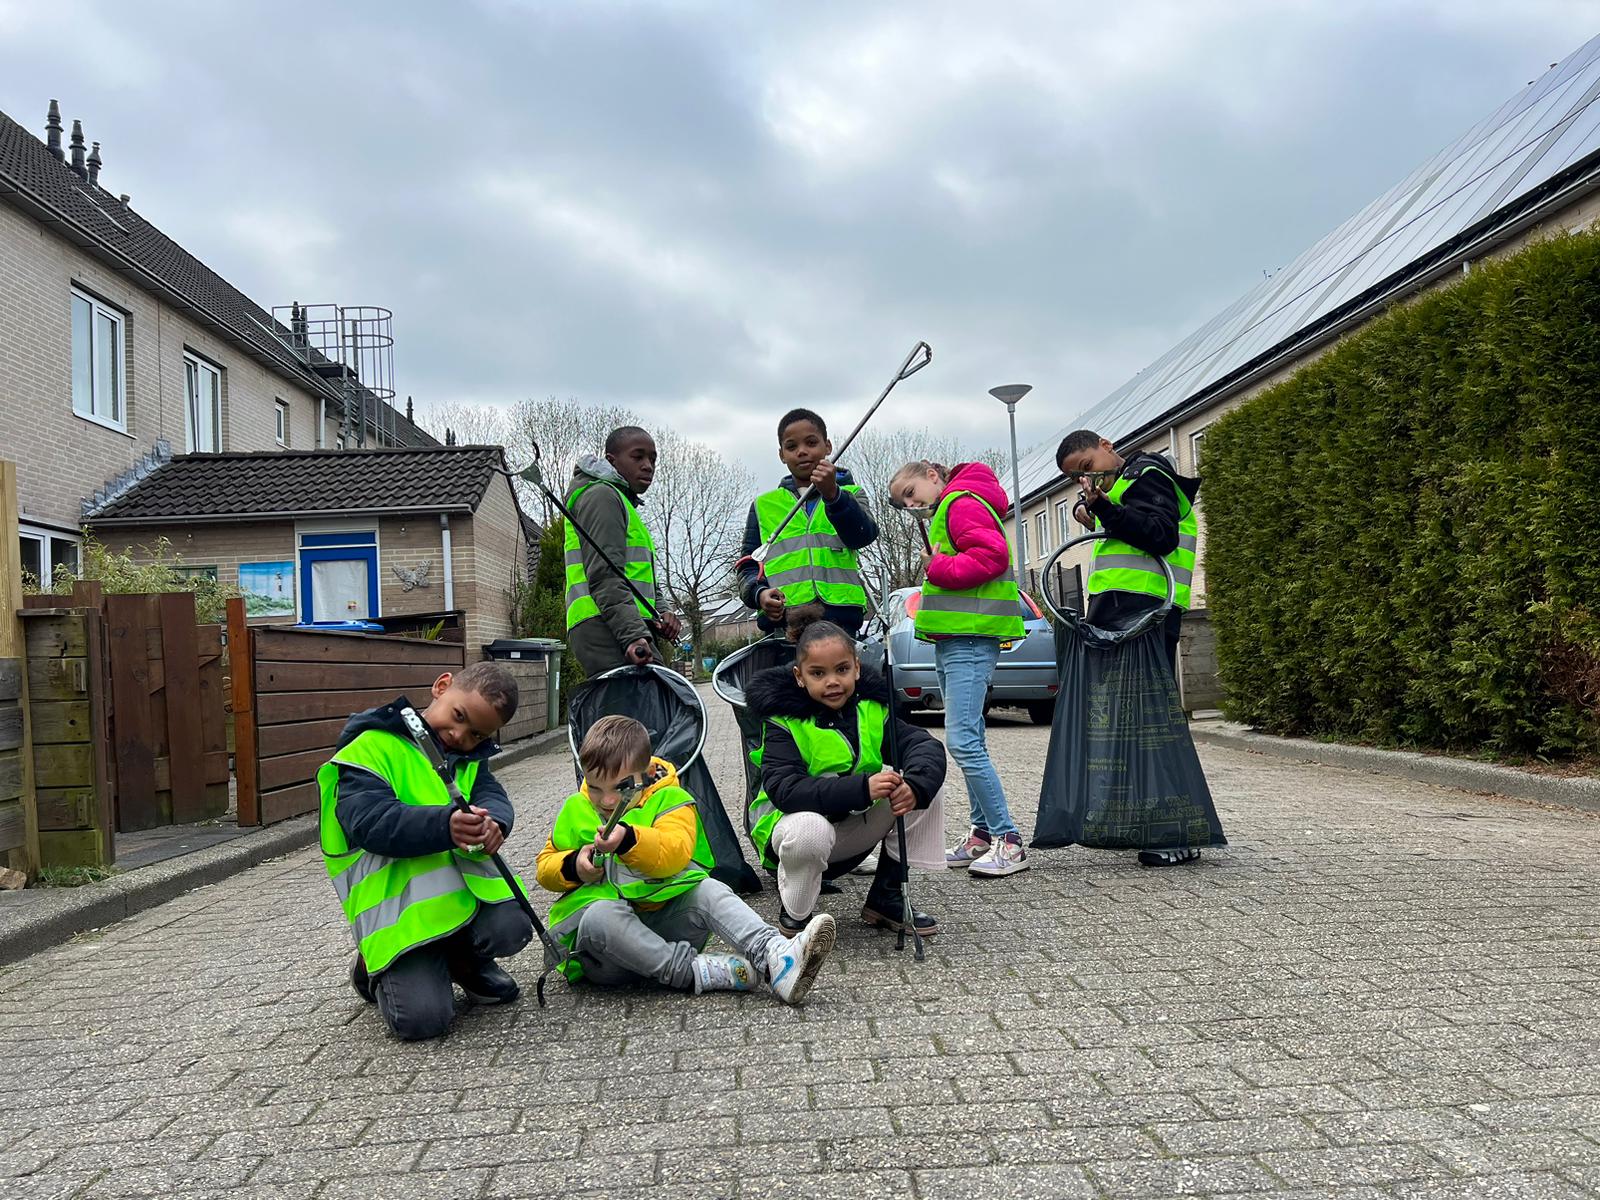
[1025,33,1600,501]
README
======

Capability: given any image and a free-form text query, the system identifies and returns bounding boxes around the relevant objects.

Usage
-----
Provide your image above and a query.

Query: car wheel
[1026,701,1054,725]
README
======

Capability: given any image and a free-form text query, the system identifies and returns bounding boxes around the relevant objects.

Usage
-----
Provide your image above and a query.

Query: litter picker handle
[877,621,925,963]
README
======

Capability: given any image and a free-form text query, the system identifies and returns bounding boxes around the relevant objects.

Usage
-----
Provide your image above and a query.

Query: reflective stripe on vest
[563,481,658,630]
[747,700,887,870]
[913,491,1026,640]
[318,731,521,975]
[546,782,715,981]
[754,486,867,608]
[1087,462,1197,609]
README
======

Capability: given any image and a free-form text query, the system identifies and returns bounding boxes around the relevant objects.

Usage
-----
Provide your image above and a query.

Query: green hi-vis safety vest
[755,485,868,609]
[913,491,1026,641]
[563,480,658,631]
[1088,461,1197,610]
[547,782,714,981]
[747,699,887,870]
[318,730,523,975]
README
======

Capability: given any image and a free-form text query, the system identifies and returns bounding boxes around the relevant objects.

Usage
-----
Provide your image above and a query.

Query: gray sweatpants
[569,878,786,990]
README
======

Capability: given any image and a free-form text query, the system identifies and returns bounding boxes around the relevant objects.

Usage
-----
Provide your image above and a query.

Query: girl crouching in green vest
[746,615,947,936]
[888,459,1029,878]
[318,662,533,1041]
[537,715,837,1004]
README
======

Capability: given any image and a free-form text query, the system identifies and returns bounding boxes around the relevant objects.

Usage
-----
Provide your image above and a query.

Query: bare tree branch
[507,396,646,524]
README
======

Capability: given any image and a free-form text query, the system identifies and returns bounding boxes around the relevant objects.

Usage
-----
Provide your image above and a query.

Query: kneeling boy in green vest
[538,715,836,1003]
[319,661,533,1041]
[736,407,879,638]
[1056,429,1204,867]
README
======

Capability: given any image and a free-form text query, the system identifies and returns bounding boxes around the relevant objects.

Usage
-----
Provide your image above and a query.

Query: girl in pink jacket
[888,460,1030,878]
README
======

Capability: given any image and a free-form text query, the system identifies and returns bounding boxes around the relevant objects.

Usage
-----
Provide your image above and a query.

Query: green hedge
[1204,228,1600,758]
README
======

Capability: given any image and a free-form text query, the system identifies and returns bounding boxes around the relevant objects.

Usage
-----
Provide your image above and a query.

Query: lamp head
[989,384,1032,407]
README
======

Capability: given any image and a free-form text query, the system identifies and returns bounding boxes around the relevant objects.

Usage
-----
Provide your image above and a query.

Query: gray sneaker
[968,832,1029,878]
[946,828,992,869]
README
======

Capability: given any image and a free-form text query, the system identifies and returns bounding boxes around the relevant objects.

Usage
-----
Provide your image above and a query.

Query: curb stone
[1190,721,1600,816]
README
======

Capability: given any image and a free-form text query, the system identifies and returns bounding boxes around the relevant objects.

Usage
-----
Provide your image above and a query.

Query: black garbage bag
[710,637,797,828]
[567,664,762,894]
[1032,610,1226,852]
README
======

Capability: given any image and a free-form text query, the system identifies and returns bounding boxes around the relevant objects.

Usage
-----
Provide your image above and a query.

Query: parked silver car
[860,587,1059,724]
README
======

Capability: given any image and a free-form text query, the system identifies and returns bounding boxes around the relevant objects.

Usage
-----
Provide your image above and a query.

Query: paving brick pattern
[2,689,1598,1199]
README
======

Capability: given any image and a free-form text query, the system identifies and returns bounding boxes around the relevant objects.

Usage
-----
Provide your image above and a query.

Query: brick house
[0,100,534,645]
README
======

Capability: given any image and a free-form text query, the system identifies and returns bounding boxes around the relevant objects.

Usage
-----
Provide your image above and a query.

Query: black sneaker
[861,855,939,935]
[819,880,844,896]
[778,907,810,936]
[1138,848,1202,868]
[350,953,375,1004]
[449,957,520,1005]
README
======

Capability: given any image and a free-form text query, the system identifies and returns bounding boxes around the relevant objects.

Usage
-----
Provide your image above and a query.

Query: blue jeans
[934,636,1016,839]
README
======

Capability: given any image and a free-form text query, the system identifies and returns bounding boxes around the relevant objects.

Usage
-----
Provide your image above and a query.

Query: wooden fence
[230,599,466,826]
[1,461,39,873]
[20,605,113,865]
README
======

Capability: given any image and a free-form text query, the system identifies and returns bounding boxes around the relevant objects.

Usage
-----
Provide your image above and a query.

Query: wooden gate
[229,598,466,826]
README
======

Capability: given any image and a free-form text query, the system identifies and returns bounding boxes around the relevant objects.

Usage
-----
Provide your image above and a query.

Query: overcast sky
[3,1,1597,474]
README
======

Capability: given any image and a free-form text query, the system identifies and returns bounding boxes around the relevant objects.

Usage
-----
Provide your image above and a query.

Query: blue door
[299,531,379,623]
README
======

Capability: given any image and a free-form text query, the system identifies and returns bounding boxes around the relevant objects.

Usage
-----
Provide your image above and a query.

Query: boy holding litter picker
[564,425,682,676]
[319,661,532,1041]
[736,408,879,638]
[537,714,837,1004]
[1056,429,1204,867]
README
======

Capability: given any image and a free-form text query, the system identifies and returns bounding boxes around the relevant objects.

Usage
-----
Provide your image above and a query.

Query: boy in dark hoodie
[736,408,879,638]
[746,615,947,936]
[1056,430,1200,675]
[565,426,682,677]
[1057,429,1205,867]
[317,661,532,1040]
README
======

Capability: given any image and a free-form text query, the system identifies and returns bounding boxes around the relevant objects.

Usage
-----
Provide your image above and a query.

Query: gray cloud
[4,0,1598,472]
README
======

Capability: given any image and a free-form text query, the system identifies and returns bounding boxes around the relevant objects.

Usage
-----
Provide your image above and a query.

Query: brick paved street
[2,687,1599,1199]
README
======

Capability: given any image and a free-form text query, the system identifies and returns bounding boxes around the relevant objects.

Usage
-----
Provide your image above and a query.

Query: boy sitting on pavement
[319,661,533,1041]
[537,715,836,1004]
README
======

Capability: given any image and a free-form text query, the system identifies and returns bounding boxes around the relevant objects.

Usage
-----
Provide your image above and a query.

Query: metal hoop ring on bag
[1039,530,1176,643]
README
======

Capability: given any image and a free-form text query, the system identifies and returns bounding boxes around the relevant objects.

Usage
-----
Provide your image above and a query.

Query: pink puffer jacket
[924,462,1013,592]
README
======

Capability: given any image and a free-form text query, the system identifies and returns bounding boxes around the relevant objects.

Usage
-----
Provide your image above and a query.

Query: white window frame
[1034,511,1048,561]
[19,523,82,586]
[1056,499,1072,542]
[70,287,127,432]
[275,399,289,447]
[184,351,223,453]
[1190,426,1208,471]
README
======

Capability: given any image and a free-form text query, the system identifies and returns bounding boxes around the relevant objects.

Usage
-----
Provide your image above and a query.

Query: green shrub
[28,535,240,623]
[1204,228,1600,758]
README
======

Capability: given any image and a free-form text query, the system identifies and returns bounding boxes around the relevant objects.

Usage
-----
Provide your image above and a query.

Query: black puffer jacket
[332,697,513,859]
[745,663,947,822]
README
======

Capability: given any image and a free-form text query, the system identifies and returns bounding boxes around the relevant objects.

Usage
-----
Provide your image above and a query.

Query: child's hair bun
[784,602,827,640]
[789,606,856,659]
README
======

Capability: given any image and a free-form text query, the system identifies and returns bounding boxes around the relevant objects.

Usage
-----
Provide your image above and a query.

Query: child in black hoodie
[745,614,947,936]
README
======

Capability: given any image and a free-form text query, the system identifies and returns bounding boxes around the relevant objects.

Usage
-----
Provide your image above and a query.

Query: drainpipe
[440,514,455,610]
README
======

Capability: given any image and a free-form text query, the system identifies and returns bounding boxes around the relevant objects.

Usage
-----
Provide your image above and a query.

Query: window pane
[185,359,199,452]
[95,311,120,421]
[204,364,221,451]
[311,558,370,620]
[49,537,80,578]
[19,535,42,584]
[72,295,92,415]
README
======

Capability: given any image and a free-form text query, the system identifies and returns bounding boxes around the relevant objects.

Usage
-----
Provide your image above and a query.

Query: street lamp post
[989,384,1033,598]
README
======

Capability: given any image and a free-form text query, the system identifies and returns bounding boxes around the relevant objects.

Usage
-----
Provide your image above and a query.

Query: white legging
[768,790,947,918]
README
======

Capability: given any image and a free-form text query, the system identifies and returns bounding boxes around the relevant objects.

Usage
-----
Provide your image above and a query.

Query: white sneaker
[851,851,879,875]
[692,954,758,994]
[765,913,837,1006]
[968,833,1030,877]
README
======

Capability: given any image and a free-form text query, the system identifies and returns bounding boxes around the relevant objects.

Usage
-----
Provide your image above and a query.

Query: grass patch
[35,865,119,888]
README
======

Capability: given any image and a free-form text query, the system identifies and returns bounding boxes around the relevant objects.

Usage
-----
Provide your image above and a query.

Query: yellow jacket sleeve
[618,805,697,879]
[535,835,578,894]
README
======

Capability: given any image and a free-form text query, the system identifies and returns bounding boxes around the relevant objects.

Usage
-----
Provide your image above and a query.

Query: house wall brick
[0,199,326,533]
